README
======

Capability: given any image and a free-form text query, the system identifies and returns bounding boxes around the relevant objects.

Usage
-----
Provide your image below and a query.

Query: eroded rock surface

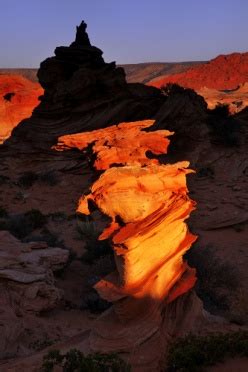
[0,74,43,143]
[0,231,69,358]
[56,120,201,369]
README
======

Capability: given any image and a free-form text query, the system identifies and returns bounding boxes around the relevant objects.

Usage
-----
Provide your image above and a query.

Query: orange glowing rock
[55,120,173,169]
[55,119,197,354]
[0,74,43,143]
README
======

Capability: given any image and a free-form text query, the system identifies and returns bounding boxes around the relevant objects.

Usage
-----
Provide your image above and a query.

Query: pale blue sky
[0,0,247,67]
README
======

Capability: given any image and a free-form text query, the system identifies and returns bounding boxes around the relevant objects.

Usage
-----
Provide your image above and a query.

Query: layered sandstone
[56,120,197,360]
[0,74,43,143]
[55,119,172,169]
[150,52,248,90]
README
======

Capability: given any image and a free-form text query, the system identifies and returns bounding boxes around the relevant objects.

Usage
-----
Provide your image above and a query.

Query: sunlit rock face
[55,119,172,169]
[56,119,197,357]
[0,74,43,143]
[149,52,248,90]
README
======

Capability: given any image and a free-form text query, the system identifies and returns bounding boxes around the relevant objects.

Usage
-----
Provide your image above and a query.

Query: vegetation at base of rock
[17,170,60,189]
[185,244,239,312]
[166,331,248,371]
[207,104,241,146]
[77,218,112,263]
[18,171,39,188]
[42,349,130,372]
[0,206,8,218]
[24,227,64,247]
[0,209,47,239]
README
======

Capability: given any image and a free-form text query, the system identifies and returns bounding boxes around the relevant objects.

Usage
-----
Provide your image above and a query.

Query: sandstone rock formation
[2,22,165,155]
[55,120,198,367]
[198,82,248,114]
[149,52,248,90]
[0,231,69,358]
[55,119,172,169]
[0,74,43,143]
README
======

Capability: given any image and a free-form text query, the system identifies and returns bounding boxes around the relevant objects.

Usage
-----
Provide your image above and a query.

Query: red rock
[149,52,248,90]
[0,74,43,143]
[55,119,197,357]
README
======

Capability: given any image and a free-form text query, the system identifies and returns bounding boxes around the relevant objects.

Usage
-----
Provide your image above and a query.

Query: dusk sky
[0,0,247,67]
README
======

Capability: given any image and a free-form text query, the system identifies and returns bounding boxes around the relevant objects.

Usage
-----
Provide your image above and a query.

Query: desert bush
[77,218,112,263]
[0,206,8,218]
[42,349,130,372]
[0,209,47,239]
[32,228,64,247]
[166,331,248,371]
[48,211,67,222]
[207,104,241,146]
[24,209,47,229]
[0,174,9,185]
[18,171,39,188]
[39,171,60,186]
[185,244,239,311]
[229,288,248,325]
[17,170,60,189]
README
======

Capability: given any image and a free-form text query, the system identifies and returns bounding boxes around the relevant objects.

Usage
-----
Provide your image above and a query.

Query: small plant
[207,104,241,146]
[18,171,39,188]
[185,244,239,312]
[42,348,130,372]
[17,170,60,189]
[0,206,8,218]
[0,209,47,239]
[77,218,112,263]
[39,171,60,186]
[30,338,56,352]
[48,211,67,222]
[24,209,47,229]
[166,331,248,371]
[0,174,9,185]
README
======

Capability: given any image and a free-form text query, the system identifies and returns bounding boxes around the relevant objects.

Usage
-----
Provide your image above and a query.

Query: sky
[0,0,247,67]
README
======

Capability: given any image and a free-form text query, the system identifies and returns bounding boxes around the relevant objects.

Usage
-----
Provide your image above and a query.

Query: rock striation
[0,231,69,358]
[0,74,43,143]
[55,119,198,366]
[2,21,164,155]
[149,52,248,90]
[55,119,172,169]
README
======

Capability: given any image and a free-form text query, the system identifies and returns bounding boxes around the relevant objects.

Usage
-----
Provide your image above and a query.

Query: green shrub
[185,244,238,311]
[17,170,60,189]
[39,171,60,186]
[0,206,8,218]
[18,171,39,188]
[167,331,248,371]
[24,209,47,229]
[42,349,130,372]
[0,209,47,239]
[77,218,112,263]
[207,104,241,146]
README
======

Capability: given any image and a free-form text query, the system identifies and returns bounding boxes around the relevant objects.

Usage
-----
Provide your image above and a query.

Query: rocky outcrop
[55,119,172,169]
[0,231,69,358]
[150,52,248,90]
[2,21,165,156]
[55,120,199,368]
[0,74,43,143]
[198,82,248,114]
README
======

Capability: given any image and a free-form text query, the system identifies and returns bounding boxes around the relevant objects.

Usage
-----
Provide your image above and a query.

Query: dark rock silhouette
[2,21,164,157]
[71,20,91,47]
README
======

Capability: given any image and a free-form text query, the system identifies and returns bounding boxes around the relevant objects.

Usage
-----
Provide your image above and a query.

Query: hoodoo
[56,119,198,367]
